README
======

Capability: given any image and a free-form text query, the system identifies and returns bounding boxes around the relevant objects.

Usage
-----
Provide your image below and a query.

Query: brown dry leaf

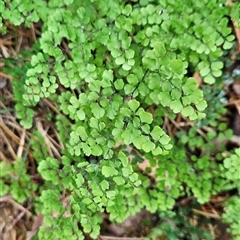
[232,80,240,96]
[108,209,152,238]
[26,214,43,240]
[0,202,17,240]
[232,106,240,136]
[193,71,202,85]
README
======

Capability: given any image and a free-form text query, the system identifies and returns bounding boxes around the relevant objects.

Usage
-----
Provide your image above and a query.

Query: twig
[0,125,17,159]
[0,119,20,144]
[192,209,221,219]
[0,71,13,80]
[30,23,37,42]
[3,203,32,239]
[17,129,26,158]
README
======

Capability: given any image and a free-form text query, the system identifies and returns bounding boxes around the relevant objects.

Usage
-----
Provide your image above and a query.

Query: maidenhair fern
[222,196,240,240]
[0,159,37,203]
[1,0,240,239]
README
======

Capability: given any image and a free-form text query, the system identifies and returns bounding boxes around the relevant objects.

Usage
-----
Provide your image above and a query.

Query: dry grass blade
[0,115,21,144]
[192,209,221,219]
[30,23,37,42]
[0,124,17,160]
[26,214,43,240]
[35,117,62,159]
[0,71,13,81]
[0,196,32,240]
[16,129,26,158]
[3,206,31,238]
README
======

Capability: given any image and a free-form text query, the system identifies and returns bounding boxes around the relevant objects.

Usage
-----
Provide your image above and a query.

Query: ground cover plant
[0,0,240,239]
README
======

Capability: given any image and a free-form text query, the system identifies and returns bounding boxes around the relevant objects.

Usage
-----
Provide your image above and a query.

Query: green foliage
[222,148,240,190]
[30,130,50,162]
[231,1,240,27]
[1,0,239,239]
[0,159,37,203]
[222,196,240,240]
[3,43,41,129]
[147,206,213,240]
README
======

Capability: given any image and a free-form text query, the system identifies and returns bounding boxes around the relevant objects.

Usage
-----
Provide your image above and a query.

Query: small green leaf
[152,147,163,155]
[122,4,132,16]
[141,124,150,134]
[133,135,150,149]
[197,112,206,119]
[114,79,124,90]
[87,64,96,72]
[111,49,122,58]
[125,49,135,59]
[100,98,109,108]
[102,70,113,81]
[106,191,116,198]
[0,180,9,196]
[91,144,103,156]
[128,99,140,112]
[161,81,172,91]
[101,78,112,88]
[138,110,153,124]
[122,167,132,177]
[200,66,210,77]
[158,92,172,106]
[120,107,132,117]
[212,70,222,77]
[172,78,182,88]
[154,42,166,56]
[127,74,138,85]
[182,78,198,95]
[121,129,134,144]
[171,88,181,100]
[115,56,125,65]
[223,41,233,49]
[89,117,99,129]
[182,105,194,117]
[77,162,89,168]
[170,59,184,75]
[211,61,223,71]
[150,126,164,140]
[100,180,109,190]
[102,166,118,177]
[76,126,88,141]
[81,142,91,156]
[76,109,85,120]
[75,173,84,187]
[133,117,140,128]
[170,100,183,113]
[90,103,105,119]
[124,84,135,94]
[89,80,101,92]
[204,74,215,84]
[159,135,171,145]
[196,100,207,111]
[79,93,88,104]
[118,152,128,167]
[129,172,138,182]
[142,141,155,152]
[113,176,125,185]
